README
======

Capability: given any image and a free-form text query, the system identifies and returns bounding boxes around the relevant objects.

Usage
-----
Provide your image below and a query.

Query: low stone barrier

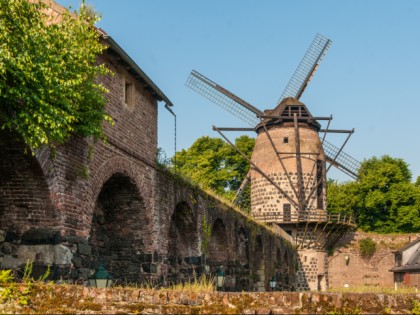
[1,284,419,314]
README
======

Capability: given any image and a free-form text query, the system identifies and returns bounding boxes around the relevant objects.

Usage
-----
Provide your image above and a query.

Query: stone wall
[328,231,420,289]
[153,171,300,292]
[1,284,419,314]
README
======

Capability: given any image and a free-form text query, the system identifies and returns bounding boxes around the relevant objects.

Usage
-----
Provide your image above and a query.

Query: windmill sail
[278,34,332,104]
[323,140,360,179]
[186,70,262,127]
[186,34,360,181]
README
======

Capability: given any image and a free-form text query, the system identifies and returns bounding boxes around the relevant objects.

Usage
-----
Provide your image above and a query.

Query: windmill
[186,34,358,291]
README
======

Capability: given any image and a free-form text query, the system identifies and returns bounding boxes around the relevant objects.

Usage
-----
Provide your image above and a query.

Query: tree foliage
[173,135,255,205]
[327,155,420,233]
[0,0,112,149]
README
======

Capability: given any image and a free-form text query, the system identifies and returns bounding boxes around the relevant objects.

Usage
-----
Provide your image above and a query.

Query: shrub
[359,237,376,258]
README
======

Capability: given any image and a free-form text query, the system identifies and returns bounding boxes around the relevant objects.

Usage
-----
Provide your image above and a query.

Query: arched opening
[275,247,282,269]
[234,227,250,291]
[168,201,199,259]
[253,235,265,291]
[208,218,228,265]
[279,250,292,290]
[167,201,199,283]
[237,227,249,266]
[89,173,149,284]
[0,130,56,236]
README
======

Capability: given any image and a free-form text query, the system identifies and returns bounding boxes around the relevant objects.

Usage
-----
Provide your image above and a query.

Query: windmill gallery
[1,3,398,292]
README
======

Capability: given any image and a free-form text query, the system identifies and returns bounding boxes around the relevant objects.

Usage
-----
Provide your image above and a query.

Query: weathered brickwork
[154,171,300,291]
[2,284,419,314]
[328,231,420,289]
[0,131,58,236]
[0,7,302,289]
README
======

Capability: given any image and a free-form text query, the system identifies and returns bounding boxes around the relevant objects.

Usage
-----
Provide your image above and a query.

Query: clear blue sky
[56,0,420,182]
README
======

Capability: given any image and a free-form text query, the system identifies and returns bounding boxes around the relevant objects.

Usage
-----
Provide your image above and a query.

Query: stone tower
[250,97,353,291]
[251,97,326,220]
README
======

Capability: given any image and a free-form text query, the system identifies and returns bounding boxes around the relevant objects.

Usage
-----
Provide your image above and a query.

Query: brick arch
[252,235,266,290]
[168,201,199,259]
[89,172,150,283]
[86,156,153,235]
[276,247,282,265]
[236,226,249,265]
[208,218,229,265]
[254,235,264,266]
[0,129,58,235]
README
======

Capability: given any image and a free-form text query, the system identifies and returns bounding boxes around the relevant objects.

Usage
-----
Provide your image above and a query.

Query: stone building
[390,237,420,289]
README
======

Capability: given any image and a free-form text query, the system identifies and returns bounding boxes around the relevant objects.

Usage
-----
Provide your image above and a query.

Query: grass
[328,286,419,294]
[112,274,216,293]
[165,275,215,292]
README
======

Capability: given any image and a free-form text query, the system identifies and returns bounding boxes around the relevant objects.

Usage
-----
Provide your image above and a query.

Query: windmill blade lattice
[186,70,262,127]
[323,140,361,179]
[278,34,332,104]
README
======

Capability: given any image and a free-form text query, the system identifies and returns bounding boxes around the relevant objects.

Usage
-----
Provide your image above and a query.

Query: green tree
[0,0,112,150]
[326,179,359,217]
[173,135,255,204]
[356,155,420,232]
[415,176,420,187]
[327,155,420,233]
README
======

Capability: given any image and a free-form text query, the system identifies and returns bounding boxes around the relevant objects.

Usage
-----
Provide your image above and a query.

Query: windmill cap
[255,97,321,132]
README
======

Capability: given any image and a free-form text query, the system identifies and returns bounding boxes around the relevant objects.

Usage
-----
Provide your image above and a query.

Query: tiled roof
[390,237,420,272]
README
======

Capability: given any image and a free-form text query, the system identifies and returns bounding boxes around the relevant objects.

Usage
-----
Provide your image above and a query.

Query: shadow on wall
[88,172,151,285]
[167,201,201,284]
[0,129,57,237]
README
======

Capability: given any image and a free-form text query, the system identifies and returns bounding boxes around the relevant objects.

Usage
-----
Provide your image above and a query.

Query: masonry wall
[154,170,300,291]
[328,231,420,289]
[0,47,300,287]
[1,285,419,314]
[0,1,304,289]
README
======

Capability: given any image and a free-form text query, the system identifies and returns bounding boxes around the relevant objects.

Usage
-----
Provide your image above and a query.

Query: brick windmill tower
[186,34,359,291]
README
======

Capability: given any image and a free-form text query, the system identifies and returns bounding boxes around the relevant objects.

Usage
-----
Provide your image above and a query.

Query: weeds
[166,274,215,292]
[0,260,51,307]
[328,285,419,294]
[412,299,420,315]
[0,269,14,283]
[359,237,377,258]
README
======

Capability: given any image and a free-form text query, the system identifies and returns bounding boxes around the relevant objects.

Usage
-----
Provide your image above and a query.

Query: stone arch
[208,218,228,265]
[167,201,200,284]
[89,172,150,284]
[253,235,265,291]
[167,201,199,262]
[0,129,57,236]
[276,247,282,268]
[86,156,153,237]
[278,248,293,290]
[236,227,249,266]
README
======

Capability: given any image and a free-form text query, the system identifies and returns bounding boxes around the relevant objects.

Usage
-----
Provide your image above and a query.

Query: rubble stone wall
[328,231,420,289]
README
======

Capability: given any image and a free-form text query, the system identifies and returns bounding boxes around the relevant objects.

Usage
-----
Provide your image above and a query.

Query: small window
[124,80,134,107]
[394,272,404,283]
[283,137,289,144]
[283,203,291,222]
[395,253,402,267]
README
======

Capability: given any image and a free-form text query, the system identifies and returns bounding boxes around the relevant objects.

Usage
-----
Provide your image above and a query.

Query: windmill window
[284,137,289,143]
[283,204,291,222]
